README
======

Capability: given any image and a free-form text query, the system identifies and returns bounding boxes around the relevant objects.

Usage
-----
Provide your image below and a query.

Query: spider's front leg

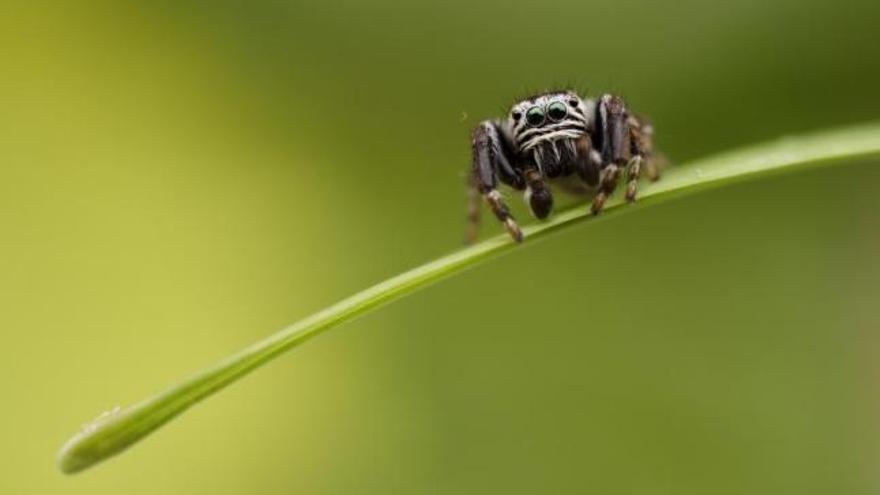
[466,121,525,243]
[590,95,655,214]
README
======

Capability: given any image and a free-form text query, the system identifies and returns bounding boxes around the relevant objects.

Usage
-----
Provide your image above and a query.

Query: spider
[465,90,662,243]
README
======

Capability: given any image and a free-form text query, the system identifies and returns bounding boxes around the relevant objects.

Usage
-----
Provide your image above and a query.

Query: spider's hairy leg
[464,173,482,244]
[591,94,631,215]
[623,114,659,202]
[591,164,621,215]
[635,120,665,183]
[572,134,601,188]
[645,152,669,183]
[625,154,643,202]
[467,121,524,243]
[485,190,522,243]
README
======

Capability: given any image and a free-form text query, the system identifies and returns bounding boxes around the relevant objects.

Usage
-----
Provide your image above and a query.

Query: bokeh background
[2,0,879,493]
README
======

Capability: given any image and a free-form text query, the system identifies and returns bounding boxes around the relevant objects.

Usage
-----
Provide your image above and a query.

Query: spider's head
[508,91,592,156]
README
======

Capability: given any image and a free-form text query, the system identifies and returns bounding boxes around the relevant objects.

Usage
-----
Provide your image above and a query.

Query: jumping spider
[465,90,662,243]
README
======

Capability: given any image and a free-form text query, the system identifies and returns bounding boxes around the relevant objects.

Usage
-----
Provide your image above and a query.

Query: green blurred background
[2,0,879,493]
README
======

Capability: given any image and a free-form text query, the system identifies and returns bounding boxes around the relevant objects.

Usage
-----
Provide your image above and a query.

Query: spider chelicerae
[465,90,663,243]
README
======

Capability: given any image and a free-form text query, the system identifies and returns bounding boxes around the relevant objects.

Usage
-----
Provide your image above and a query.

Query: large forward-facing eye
[525,106,545,127]
[547,101,568,121]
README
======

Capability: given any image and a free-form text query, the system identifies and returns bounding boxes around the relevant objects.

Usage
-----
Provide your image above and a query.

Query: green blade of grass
[58,122,880,474]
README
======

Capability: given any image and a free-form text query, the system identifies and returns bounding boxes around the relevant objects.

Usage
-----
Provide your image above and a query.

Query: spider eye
[525,106,545,127]
[512,111,522,122]
[568,98,580,108]
[547,101,568,121]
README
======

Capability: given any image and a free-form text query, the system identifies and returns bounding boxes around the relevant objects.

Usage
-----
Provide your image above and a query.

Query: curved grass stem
[58,122,880,474]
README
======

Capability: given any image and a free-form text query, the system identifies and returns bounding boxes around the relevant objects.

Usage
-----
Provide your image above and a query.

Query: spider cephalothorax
[466,90,662,243]
[509,91,592,158]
